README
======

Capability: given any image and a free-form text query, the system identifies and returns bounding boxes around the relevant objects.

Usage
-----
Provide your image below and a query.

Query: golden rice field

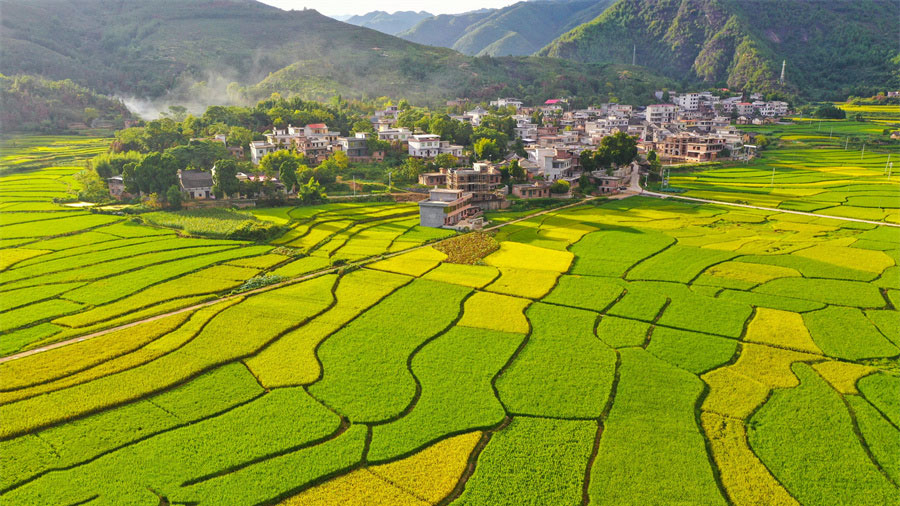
[0,135,898,505]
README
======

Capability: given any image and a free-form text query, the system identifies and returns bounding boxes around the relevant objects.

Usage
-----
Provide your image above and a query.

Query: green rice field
[669,121,900,223]
[1,132,898,505]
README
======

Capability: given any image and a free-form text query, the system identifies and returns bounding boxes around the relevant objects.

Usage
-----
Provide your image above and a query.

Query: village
[108,90,790,229]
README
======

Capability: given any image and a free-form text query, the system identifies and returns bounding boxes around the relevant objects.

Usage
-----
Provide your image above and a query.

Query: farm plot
[668,121,900,222]
[2,136,899,506]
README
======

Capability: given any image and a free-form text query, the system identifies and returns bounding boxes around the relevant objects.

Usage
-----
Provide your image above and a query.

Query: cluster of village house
[110,90,789,229]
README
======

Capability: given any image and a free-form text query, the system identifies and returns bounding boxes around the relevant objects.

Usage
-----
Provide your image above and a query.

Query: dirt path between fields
[8,185,892,363]
[0,197,598,364]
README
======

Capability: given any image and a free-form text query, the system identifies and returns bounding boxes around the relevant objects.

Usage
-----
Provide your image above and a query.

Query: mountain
[0,74,132,132]
[344,10,433,35]
[0,0,672,109]
[400,0,617,56]
[540,0,899,99]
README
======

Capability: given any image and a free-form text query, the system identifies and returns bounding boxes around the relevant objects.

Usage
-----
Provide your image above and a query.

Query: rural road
[640,190,900,228]
[4,176,895,363]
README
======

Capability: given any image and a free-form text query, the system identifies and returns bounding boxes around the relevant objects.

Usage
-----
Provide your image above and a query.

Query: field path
[641,190,900,228]
[0,197,596,364]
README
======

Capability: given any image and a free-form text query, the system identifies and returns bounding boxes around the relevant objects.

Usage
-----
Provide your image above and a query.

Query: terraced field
[1,134,898,505]
[669,121,900,223]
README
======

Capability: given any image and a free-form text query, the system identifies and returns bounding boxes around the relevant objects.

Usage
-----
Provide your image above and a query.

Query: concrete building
[249,141,277,164]
[511,181,551,199]
[659,133,725,163]
[645,104,677,124]
[418,189,475,228]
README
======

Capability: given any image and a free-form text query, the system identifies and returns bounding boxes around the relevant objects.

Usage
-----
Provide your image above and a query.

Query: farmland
[668,121,900,223]
[1,132,899,505]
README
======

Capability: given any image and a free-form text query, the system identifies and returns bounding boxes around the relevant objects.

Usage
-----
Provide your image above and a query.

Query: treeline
[0,74,133,132]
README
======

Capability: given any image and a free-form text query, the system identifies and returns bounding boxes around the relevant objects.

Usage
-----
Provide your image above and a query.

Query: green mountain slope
[400,0,616,57]
[0,74,133,132]
[0,0,672,108]
[539,0,899,99]
[344,11,433,35]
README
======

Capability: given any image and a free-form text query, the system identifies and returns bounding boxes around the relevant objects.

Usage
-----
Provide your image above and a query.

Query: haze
[258,0,520,16]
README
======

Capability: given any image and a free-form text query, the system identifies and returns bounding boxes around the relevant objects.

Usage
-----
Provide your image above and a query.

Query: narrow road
[7,180,895,363]
[0,196,596,364]
[640,190,900,228]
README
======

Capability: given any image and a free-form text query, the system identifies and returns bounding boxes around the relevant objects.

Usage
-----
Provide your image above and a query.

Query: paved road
[640,190,900,228]
[6,181,896,363]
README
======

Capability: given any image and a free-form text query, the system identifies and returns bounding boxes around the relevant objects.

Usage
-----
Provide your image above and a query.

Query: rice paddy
[1,130,898,505]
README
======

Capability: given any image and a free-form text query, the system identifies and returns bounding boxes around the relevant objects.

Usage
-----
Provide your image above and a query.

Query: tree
[226,126,254,151]
[91,151,144,178]
[550,180,570,194]
[580,150,597,172]
[72,169,108,202]
[165,140,228,171]
[508,159,526,182]
[661,90,670,103]
[756,135,770,149]
[352,120,374,134]
[297,177,327,204]
[599,131,638,168]
[165,185,183,209]
[434,153,458,168]
[122,152,179,195]
[531,110,543,126]
[813,104,846,119]
[212,159,240,198]
[259,150,302,177]
[474,138,501,161]
[402,157,426,182]
[855,113,865,122]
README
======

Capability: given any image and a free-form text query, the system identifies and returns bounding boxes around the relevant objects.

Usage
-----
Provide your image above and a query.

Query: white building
[645,104,677,124]
[249,141,277,164]
[408,134,463,158]
[490,98,524,109]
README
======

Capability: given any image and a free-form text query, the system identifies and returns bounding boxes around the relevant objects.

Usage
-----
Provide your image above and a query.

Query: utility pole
[353,176,356,197]
[779,60,786,86]
[632,45,636,66]
[885,154,892,175]
[829,126,833,139]
[771,166,776,186]
[861,143,865,160]
[845,137,849,150]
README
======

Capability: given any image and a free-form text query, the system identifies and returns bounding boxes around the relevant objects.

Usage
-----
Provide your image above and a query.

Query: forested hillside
[0,74,132,132]
[0,0,671,111]
[400,0,616,56]
[344,10,433,35]
[540,0,899,99]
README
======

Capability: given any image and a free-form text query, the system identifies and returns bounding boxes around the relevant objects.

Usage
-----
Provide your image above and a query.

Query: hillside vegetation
[540,0,899,99]
[344,10,433,35]
[400,0,617,57]
[0,0,670,109]
[0,74,132,132]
